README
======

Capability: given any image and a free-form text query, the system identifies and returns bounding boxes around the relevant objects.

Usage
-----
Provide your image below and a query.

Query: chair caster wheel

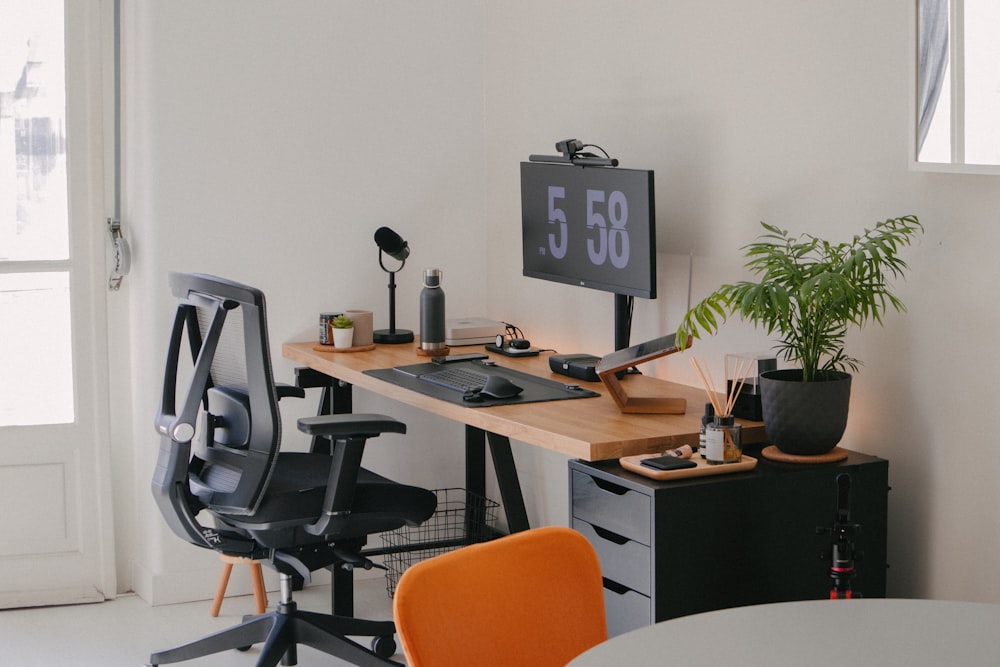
[371,635,396,659]
[237,645,252,652]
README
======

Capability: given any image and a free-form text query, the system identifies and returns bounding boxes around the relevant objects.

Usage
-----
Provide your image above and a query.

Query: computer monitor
[520,161,657,350]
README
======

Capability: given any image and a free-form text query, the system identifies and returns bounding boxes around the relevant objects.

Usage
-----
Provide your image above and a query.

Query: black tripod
[818,473,862,599]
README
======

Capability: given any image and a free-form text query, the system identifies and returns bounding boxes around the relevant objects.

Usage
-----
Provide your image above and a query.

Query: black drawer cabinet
[569,449,888,636]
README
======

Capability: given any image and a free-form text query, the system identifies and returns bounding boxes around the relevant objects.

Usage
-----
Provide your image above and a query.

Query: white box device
[445,317,505,346]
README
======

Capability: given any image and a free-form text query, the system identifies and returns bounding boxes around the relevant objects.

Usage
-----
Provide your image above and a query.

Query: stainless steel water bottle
[420,268,446,351]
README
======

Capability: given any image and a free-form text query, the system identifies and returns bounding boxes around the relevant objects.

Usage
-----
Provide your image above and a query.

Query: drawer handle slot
[591,476,629,496]
[602,578,631,595]
[591,525,630,545]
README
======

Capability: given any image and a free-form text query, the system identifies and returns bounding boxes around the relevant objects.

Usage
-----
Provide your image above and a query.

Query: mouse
[479,375,524,399]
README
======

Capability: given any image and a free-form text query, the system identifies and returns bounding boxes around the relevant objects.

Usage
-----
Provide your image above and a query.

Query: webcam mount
[528,139,619,167]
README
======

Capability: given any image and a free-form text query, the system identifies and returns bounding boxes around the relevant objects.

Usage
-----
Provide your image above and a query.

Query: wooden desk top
[282,341,766,461]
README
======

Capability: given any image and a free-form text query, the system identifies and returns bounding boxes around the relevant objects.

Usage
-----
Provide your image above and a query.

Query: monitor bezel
[520,161,657,300]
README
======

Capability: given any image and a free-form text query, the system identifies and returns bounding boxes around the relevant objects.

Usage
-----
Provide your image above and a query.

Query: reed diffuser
[691,355,751,464]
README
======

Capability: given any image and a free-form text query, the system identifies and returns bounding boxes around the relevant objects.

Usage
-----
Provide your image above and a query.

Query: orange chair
[392,526,607,667]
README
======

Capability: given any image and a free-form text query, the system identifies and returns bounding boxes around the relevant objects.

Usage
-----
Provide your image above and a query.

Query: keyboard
[418,367,489,394]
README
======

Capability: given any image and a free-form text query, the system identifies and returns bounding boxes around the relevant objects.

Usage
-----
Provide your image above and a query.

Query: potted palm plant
[676,215,922,455]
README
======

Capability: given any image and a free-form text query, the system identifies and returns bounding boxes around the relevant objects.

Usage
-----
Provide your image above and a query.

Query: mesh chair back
[154,273,281,521]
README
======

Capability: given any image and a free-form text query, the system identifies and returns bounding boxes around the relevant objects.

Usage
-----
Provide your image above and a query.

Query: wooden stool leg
[250,562,268,613]
[211,562,234,617]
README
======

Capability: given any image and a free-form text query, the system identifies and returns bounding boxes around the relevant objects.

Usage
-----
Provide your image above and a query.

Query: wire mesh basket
[381,487,499,598]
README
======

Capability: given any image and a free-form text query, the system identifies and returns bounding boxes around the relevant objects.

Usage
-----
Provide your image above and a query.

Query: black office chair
[147,272,436,667]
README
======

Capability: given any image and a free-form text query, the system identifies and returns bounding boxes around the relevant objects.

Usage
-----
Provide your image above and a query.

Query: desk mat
[363,360,601,408]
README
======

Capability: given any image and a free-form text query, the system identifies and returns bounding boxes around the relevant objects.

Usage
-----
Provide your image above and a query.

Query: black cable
[579,143,612,159]
[624,296,643,374]
[626,296,634,338]
[499,322,524,342]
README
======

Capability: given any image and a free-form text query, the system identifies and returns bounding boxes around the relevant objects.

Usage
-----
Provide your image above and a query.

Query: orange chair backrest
[393,526,607,667]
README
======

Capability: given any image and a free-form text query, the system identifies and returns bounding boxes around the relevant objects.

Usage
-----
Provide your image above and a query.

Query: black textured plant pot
[759,369,852,456]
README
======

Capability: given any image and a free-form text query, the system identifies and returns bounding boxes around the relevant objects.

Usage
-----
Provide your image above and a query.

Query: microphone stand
[818,473,862,599]
[373,251,414,344]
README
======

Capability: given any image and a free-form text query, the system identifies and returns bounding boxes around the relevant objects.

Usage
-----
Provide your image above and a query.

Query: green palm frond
[676,215,922,381]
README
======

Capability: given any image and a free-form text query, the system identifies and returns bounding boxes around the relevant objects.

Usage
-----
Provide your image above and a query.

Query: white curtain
[918,0,950,152]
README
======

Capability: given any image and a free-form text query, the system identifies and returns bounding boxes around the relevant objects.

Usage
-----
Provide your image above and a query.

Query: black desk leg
[296,369,358,615]
[465,426,530,533]
[465,426,487,503]
[329,379,354,614]
[332,563,354,618]
[487,432,530,533]
[295,368,353,454]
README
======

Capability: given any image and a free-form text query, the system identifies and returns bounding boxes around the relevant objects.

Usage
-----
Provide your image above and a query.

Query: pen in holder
[726,355,777,421]
[691,355,752,465]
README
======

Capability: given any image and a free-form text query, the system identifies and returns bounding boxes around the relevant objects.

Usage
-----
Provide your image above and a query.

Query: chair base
[147,598,401,667]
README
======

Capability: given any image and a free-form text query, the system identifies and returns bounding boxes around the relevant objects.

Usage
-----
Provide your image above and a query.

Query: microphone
[372,226,414,344]
[374,227,410,262]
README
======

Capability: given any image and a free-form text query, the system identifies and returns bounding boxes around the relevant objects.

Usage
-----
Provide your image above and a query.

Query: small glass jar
[705,415,742,465]
[698,402,714,458]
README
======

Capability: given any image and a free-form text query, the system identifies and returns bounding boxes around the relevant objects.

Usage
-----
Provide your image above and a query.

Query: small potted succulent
[676,215,922,455]
[331,314,354,349]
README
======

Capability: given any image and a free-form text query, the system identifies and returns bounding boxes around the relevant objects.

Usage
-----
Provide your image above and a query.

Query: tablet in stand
[596,334,687,414]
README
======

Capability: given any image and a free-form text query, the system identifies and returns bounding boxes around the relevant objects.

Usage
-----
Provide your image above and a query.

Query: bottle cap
[701,402,715,426]
[423,268,442,287]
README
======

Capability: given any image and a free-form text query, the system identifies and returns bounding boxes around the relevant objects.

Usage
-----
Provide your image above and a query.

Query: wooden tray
[312,343,377,353]
[620,452,757,481]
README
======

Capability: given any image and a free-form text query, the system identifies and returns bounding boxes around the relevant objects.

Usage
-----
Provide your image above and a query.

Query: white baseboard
[0,586,105,610]
[131,558,386,606]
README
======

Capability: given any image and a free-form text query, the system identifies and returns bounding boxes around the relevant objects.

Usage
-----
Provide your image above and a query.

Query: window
[0,1,74,425]
[918,0,1000,166]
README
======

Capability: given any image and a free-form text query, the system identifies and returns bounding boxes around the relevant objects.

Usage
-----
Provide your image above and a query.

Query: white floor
[0,577,402,666]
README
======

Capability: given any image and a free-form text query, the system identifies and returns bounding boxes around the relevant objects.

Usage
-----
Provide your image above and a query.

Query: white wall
[119,1,1000,605]
[484,0,1000,603]
[121,0,487,603]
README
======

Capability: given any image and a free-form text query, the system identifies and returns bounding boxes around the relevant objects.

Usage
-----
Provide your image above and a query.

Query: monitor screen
[520,161,656,299]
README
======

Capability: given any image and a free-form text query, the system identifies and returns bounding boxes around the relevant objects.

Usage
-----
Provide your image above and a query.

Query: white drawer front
[573,518,651,596]
[571,470,651,545]
[603,582,651,637]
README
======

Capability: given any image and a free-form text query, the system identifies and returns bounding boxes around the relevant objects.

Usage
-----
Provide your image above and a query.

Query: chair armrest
[300,413,407,538]
[276,383,306,400]
[297,413,406,439]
